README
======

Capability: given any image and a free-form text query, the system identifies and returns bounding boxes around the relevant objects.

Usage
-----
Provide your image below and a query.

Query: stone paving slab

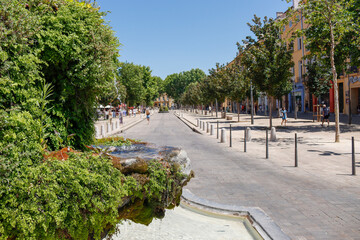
[178,110,360,179]
[120,112,360,240]
[176,111,360,239]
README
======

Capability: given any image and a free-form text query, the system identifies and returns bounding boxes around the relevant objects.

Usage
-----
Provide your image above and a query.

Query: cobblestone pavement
[117,111,360,240]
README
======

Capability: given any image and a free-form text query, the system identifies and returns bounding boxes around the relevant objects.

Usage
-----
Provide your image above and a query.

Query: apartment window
[298,61,303,80]
[289,40,294,51]
[289,20,292,27]
[291,67,295,76]
[297,38,302,50]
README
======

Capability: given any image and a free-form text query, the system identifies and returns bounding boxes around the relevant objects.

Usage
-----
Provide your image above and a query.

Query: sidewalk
[176,110,360,239]
[177,110,360,179]
[94,111,155,138]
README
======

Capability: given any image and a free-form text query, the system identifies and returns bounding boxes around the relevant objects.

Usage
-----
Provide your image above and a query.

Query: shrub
[0,153,129,240]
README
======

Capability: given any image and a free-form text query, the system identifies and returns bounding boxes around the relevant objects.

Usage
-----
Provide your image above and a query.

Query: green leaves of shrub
[0,153,128,240]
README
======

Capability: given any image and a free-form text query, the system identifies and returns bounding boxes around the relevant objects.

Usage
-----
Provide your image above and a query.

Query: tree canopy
[117,62,163,107]
[238,15,294,127]
[164,68,206,104]
[293,0,359,142]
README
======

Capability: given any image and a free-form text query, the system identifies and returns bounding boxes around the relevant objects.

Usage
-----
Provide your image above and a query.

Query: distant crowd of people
[96,106,152,125]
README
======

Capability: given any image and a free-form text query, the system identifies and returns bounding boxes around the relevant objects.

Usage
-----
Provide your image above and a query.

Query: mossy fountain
[90,137,194,239]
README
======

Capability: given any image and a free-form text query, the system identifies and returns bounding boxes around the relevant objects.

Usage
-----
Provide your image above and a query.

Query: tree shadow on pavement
[275,124,360,134]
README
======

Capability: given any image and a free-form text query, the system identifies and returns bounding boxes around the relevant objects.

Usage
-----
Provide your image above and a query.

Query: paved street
[118,112,360,240]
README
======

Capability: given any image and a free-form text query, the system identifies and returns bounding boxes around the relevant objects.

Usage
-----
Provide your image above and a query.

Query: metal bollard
[352,137,356,175]
[217,120,219,139]
[206,122,209,133]
[244,129,247,152]
[266,129,269,159]
[229,124,232,147]
[202,121,206,131]
[199,120,202,129]
[197,119,200,127]
[295,133,298,167]
[210,124,214,135]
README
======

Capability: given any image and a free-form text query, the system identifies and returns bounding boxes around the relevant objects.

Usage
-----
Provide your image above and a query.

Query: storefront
[348,75,360,115]
[288,83,305,113]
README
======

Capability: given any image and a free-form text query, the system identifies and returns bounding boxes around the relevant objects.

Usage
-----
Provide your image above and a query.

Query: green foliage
[94,137,137,147]
[117,62,146,106]
[164,68,206,104]
[116,62,163,107]
[239,15,294,99]
[0,148,186,239]
[290,0,359,141]
[0,153,127,240]
[34,0,120,149]
[142,67,161,106]
[181,82,203,106]
[207,63,234,104]
[159,106,169,112]
[145,161,168,201]
[304,60,332,98]
[291,0,360,74]
[97,72,127,109]
[0,1,190,239]
[227,63,251,102]
[37,82,54,150]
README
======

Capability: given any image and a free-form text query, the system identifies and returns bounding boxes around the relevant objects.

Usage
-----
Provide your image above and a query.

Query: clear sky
[95,0,293,79]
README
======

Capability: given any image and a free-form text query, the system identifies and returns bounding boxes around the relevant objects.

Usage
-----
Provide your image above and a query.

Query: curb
[181,189,290,240]
[174,113,202,134]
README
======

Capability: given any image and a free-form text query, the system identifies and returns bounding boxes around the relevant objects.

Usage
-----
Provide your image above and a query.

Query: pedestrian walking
[281,107,287,126]
[321,104,330,127]
[119,110,123,124]
[146,108,150,124]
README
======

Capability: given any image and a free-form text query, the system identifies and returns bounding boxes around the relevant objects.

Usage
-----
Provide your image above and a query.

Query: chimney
[293,0,300,9]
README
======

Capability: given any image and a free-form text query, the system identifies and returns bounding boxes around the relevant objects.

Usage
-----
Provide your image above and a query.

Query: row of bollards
[197,118,356,175]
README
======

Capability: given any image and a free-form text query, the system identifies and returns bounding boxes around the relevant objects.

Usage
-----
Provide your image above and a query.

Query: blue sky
[96,0,292,79]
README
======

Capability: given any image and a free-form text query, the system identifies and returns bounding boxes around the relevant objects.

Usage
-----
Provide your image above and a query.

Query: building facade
[153,94,174,108]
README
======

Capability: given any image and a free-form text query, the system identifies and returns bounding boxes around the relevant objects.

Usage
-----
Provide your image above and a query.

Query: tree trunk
[237,102,240,122]
[329,19,340,142]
